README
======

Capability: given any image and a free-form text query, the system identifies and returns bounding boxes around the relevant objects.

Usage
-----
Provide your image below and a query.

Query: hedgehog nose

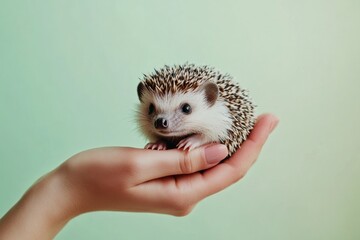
[154,118,168,129]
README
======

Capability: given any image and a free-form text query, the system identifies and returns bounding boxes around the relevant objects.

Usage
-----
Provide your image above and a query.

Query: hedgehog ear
[201,82,218,107]
[137,82,145,102]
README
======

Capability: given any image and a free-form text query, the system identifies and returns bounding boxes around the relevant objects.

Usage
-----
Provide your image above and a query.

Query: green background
[1,1,359,239]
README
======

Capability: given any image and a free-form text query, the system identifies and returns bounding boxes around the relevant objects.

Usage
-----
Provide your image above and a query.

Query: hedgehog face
[137,81,232,142]
[138,91,207,138]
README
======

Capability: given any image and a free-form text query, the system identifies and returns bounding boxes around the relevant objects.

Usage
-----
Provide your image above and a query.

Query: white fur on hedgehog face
[137,89,232,143]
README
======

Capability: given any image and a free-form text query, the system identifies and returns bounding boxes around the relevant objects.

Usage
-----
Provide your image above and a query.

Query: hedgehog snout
[154,117,168,129]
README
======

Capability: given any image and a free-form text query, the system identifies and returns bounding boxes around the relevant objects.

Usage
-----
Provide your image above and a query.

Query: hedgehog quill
[136,64,255,156]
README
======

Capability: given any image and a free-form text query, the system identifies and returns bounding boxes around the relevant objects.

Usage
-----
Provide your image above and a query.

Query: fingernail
[269,116,280,133]
[205,145,228,164]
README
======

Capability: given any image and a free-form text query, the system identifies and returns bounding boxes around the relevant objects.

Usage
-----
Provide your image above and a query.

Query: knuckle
[234,171,246,183]
[167,193,193,216]
[172,207,192,217]
[171,202,192,217]
[232,167,248,183]
[225,164,246,184]
[178,152,194,174]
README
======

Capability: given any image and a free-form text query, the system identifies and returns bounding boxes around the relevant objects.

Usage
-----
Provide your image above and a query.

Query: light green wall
[1,1,359,239]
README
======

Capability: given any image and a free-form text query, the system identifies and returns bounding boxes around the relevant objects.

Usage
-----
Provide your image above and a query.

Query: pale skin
[0,114,278,240]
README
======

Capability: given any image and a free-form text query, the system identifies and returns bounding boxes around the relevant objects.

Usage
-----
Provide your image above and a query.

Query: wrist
[0,167,80,240]
[34,168,80,228]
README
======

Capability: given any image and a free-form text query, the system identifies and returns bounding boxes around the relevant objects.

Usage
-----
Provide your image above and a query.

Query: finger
[192,114,279,198]
[226,113,279,170]
[127,114,278,213]
[131,144,228,184]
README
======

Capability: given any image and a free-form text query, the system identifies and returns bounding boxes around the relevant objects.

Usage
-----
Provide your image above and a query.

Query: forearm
[0,170,77,240]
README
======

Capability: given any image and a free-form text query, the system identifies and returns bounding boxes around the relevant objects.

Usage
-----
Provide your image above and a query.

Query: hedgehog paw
[177,135,207,151]
[145,141,167,150]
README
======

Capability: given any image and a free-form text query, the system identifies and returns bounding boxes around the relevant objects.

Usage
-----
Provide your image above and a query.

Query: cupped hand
[59,113,279,217]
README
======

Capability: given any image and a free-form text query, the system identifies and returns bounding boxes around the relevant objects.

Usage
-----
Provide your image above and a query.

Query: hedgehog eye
[181,103,192,114]
[148,103,155,115]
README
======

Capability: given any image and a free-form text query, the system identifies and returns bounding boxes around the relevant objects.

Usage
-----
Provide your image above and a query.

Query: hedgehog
[136,63,255,156]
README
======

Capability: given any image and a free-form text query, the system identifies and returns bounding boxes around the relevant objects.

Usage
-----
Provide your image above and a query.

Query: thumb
[132,144,228,184]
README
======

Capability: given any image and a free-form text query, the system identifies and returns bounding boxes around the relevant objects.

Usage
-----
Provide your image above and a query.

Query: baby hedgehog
[136,63,255,156]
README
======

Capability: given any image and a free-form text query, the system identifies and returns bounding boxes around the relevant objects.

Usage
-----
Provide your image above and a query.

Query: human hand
[0,114,278,240]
